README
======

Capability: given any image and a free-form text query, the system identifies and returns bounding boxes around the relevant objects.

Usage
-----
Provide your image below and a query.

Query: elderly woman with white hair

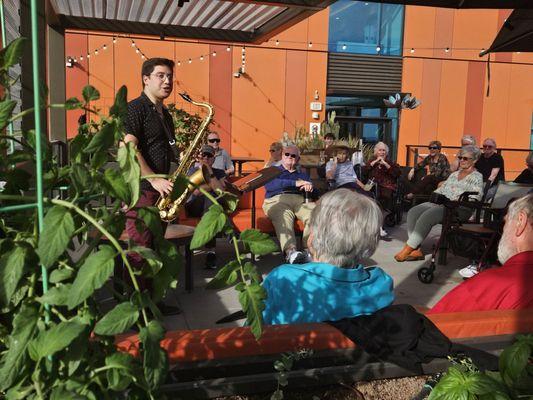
[364,141,401,213]
[395,145,484,262]
[261,189,394,325]
[450,134,477,172]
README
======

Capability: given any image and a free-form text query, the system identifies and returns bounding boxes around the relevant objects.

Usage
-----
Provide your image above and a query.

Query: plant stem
[50,199,149,326]
[50,307,68,322]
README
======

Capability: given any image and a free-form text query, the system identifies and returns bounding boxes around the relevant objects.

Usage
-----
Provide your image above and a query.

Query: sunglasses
[208,138,220,143]
[201,153,214,158]
[428,146,440,150]
[284,152,298,159]
[483,145,494,149]
[458,156,472,161]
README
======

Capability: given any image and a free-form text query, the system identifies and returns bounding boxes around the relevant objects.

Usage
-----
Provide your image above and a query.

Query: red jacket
[429,251,533,314]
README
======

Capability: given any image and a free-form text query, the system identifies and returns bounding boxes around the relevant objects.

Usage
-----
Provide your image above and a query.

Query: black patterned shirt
[416,153,450,181]
[124,92,175,190]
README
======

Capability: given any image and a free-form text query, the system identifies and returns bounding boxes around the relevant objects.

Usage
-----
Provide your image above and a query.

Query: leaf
[138,207,163,237]
[238,282,266,340]
[152,237,182,302]
[0,244,33,307]
[0,99,17,130]
[169,175,189,202]
[110,85,128,120]
[70,163,91,195]
[220,191,240,213]
[240,229,278,256]
[84,120,116,155]
[0,37,26,70]
[105,352,136,391]
[67,245,116,309]
[49,268,74,283]
[0,303,39,391]
[499,340,530,383]
[36,284,72,306]
[103,168,131,204]
[94,302,139,336]
[37,206,75,268]
[243,261,262,284]
[206,260,240,289]
[64,97,83,110]
[117,142,140,207]
[190,204,227,249]
[28,320,87,360]
[129,246,163,277]
[139,320,168,391]
[82,85,100,103]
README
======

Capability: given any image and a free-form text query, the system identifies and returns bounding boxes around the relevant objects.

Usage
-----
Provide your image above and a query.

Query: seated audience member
[185,145,226,269]
[262,189,394,325]
[429,193,533,313]
[514,151,533,184]
[207,132,234,175]
[325,145,366,193]
[475,138,505,200]
[264,142,283,168]
[364,142,401,212]
[405,140,450,198]
[263,145,315,264]
[323,133,335,154]
[395,145,483,262]
[450,134,477,172]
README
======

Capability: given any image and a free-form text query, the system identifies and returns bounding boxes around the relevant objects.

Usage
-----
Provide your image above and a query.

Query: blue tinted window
[329,1,404,56]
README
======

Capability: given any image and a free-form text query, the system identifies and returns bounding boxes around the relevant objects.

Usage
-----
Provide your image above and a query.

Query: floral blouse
[415,153,450,181]
[434,170,483,201]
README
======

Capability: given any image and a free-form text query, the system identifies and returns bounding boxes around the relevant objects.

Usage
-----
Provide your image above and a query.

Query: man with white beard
[429,193,533,313]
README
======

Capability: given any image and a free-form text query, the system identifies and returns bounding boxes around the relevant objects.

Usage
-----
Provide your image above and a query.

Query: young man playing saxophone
[122,58,180,314]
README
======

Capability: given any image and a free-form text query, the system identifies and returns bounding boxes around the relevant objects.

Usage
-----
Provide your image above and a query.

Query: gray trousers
[406,202,471,248]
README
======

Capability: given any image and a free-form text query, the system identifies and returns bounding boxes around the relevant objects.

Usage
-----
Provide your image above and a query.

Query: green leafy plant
[271,349,314,400]
[320,111,340,139]
[167,103,214,151]
[0,36,276,398]
[428,334,533,400]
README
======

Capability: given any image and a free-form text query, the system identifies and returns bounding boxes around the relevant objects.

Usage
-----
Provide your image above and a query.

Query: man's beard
[497,227,517,264]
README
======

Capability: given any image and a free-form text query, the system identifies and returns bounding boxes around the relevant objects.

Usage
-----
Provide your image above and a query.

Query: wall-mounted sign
[310,102,322,111]
[309,122,321,136]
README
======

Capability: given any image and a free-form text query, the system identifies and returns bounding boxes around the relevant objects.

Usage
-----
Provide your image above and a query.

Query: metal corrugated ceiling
[48,0,334,43]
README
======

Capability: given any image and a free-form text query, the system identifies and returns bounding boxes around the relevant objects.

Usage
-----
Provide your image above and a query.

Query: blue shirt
[264,166,311,199]
[326,160,358,188]
[262,262,394,325]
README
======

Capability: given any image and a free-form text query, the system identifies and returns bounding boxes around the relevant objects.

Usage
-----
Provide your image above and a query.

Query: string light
[94,49,98,55]
[308,41,313,48]
[103,44,107,50]
[410,48,415,53]
[131,40,136,47]
[212,51,216,57]
[342,44,347,50]
[226,45,231,51]
[188,58,192,63]
[112,37,117,43]
[177,61,181,66]
[445,47,450,53]
[135,48,140,53]
[200,55,204,61]
[79,55,83,61]
[87,53,90,58]
[376,45,381,52]
[275,39,279,46]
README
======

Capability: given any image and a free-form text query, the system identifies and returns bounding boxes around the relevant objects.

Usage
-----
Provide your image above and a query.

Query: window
[326,95,399,160]
[329,1,404,56]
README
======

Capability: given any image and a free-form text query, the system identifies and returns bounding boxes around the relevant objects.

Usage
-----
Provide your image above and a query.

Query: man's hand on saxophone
[148,177,174,196]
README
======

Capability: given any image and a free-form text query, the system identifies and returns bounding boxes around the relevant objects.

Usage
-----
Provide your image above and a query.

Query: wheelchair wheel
[418,267,434,284]
[384,213,396,227]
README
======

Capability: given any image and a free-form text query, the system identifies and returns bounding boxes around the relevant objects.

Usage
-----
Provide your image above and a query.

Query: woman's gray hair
[373,141,389,155]
[309,189,382,268]
[507,193,533,223]
[458,145,481,161]
[462,135,476,146]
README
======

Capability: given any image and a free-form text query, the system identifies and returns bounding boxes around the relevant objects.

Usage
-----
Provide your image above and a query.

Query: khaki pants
[262,194,315,253]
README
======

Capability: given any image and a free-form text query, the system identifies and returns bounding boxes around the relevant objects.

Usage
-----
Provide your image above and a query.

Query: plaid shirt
[416,153,450,181]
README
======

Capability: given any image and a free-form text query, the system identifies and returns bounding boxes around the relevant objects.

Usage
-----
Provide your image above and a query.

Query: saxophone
[157,93,214,222]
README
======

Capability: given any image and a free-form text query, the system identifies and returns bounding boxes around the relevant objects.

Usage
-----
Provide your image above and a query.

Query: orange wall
[400,6,533,172]
[64,9,329,172]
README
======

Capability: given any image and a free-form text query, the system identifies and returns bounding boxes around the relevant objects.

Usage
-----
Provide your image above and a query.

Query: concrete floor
[162,221,471,331]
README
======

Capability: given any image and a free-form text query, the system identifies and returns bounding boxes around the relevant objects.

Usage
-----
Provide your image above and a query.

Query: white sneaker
[287,250,310,264]
[380,227,388,238]
[459,264,479,278]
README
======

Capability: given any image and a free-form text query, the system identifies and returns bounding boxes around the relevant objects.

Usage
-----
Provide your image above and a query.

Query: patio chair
[417,181,533,284]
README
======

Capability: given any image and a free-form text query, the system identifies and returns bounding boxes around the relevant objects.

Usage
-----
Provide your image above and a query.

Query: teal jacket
[262,262,394,325]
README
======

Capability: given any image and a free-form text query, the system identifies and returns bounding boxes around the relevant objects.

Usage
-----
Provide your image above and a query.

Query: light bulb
[95,49,98,55]
[135,49,139,53]
[131,41,135,47]
[80,55,83,61]
[200,55,204,61]
[342,44,347,50]
[410,48,415,53]
[177,61,181,66]
[212,51,216,56]
[103,44,107,50]
[308,42,313,47]
[112,37,117,43]
[226,46,231,52]
[445,47,450,53]
[188,58,192,63]
[376,45,381,52]
[275,40,279,46]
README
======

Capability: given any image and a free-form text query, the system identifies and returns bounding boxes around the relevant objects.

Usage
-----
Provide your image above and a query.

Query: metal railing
[405,144,531,178]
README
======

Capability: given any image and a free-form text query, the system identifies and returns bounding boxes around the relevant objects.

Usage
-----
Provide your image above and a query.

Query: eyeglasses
[458,156,473,161]
[201,153,214,158]
[483,145,494,149]
[208,138,220,143]
[428,146,440,150]
[284,152,298,159]
[151,73,173,81]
